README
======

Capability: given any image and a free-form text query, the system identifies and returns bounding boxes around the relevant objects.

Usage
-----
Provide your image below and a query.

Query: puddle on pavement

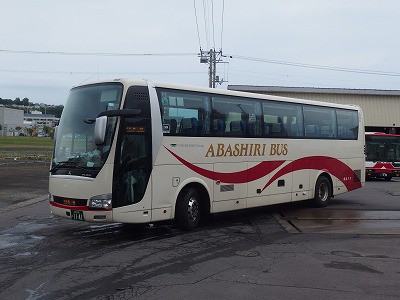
[0,223,48,258]
[278,210,400,234]
[387,189,400,196]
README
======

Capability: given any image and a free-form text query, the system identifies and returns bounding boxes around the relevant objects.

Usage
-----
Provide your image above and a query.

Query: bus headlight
[89,194,112,210]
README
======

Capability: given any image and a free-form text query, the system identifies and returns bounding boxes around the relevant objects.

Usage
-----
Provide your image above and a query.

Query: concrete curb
[0,196,48,214]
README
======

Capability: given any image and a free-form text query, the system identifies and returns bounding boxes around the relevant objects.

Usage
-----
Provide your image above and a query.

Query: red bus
[365,132,400,180]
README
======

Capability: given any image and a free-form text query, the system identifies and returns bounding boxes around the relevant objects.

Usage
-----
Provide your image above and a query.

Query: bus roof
[76,78,362,112]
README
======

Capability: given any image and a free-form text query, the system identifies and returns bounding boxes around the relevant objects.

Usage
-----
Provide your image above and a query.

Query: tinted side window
[262,101,304,138]
[337,109,359,140]
[158,89,210,136]
[212,96,262,137]
[303,106,337,139]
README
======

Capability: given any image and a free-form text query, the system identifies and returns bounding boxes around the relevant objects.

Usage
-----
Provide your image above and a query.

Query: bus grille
[220,185,234,192]
[53,196,87,207]
[133,91,150,104]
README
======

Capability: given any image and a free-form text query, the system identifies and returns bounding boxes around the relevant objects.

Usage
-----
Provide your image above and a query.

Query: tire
[313,176,331,207]
[385,176,392,181]
[176,188,201,230]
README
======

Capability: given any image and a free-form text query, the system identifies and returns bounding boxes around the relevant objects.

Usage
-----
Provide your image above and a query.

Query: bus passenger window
[305,125,320,138]
[212,96,260,137]
[157,89,211,137]
[303,106,336,139]
[162,118,178,135]
[320,125,334,138]
[229,120,246,136]
[170,119,178,134]
[180,117,199,135]
[262,101,303,138]
[213,118,226,135]
[337,109,358,140]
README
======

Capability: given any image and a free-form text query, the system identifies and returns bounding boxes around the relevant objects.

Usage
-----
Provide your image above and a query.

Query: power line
[196,1,228,87]
[5,48,398,79]
[193,0,202,49]
[211,0,216,49]
[202,0,210,49]
[0,69,203,75]
[0,49,197,57]
[228,68,400,86]
[220,0,225,50]
[231,54,400,77]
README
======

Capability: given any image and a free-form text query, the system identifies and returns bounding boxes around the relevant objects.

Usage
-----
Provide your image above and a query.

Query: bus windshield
[51,83,123,175]
[366,135,400,163]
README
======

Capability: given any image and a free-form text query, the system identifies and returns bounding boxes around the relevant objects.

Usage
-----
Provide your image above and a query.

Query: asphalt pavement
[0,163,400,299]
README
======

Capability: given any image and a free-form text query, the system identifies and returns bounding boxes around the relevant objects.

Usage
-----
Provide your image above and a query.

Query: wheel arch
[173,178,211,219]
[311,171,333,199]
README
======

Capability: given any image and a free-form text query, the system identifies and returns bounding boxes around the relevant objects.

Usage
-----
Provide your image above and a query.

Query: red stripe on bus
[50,202,89,210]
[165,147,361,193]
[164,146,285,184]
[50,202,112,211]
[261,156,362,192]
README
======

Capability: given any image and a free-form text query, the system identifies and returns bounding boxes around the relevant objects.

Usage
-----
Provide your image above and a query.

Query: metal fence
[0,150,52,162]
[0,150,52,172]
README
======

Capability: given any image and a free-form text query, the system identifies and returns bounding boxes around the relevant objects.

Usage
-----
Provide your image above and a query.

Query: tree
[15,126,22,136]
[44,105,64,118]
[43,125,54,138]
[26,127,34,137]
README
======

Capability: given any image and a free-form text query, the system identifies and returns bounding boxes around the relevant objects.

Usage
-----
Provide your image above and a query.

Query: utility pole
[200,48,227,88]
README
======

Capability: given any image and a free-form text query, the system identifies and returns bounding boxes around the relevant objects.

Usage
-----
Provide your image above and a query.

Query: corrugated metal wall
[262,92,399,127]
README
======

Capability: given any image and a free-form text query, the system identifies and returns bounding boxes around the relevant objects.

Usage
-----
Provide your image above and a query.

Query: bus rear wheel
[176,188,201,230]
[313,176,331,208]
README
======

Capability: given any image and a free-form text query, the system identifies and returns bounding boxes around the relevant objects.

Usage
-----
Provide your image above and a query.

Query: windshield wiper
[50,162,99,173]
[50,162,72,172]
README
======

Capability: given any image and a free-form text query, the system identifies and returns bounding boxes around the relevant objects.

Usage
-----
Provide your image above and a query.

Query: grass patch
[0,136,53,148]
[0,137,53,161]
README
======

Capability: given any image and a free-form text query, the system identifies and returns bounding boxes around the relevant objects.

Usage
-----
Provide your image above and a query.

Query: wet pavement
[278,209,400,234]
[1,165,400,299]
[0,160,50,209]
[276,178,400,235]
[1,198,400,300]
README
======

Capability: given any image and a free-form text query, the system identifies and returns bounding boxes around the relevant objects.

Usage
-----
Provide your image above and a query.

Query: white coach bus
[49,79,365,230]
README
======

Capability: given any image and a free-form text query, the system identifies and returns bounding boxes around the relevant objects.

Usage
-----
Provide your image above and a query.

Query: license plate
[71,210,84,221]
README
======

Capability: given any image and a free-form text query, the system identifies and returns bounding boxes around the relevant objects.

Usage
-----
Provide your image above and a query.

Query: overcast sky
[1,0,400,106]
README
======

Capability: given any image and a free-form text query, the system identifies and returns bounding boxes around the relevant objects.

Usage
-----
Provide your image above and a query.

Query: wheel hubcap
[319,183,329,202]
[188,197,199,222]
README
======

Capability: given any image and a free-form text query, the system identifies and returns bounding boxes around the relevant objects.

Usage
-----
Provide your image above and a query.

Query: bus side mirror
[94,109,141,145]
[94,116,108,145]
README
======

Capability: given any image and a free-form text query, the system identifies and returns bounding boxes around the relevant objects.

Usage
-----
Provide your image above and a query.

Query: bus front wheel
[176,188,201,230]
[313,176,331,208]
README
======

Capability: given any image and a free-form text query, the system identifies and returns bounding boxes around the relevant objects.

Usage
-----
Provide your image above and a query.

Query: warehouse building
[24,111,59,128]
[227,86,400,134]
[0,106,24,136]
[0,107,59,136]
